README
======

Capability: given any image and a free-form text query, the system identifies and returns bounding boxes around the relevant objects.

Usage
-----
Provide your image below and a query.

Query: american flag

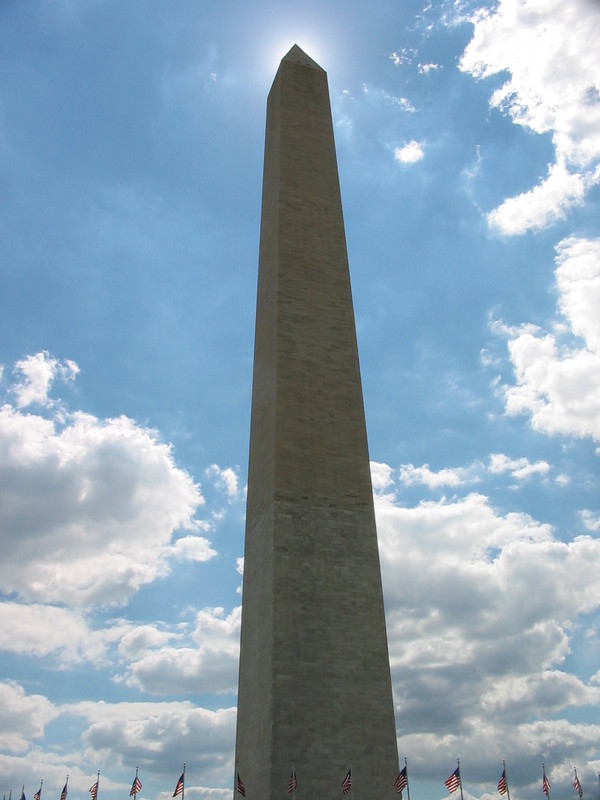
[89,782,98,800]
[130,777,142,797]
[173,774,184,798]
[60,782,68,800]
[395,767,408,794]
[542,771,551,797]
[235,773,246,797]
[498,770,508,795]
[288,771,297,794]
[574,776,583,799]
[34,786,42,800]
[341,769,352,795]
[445,767,461,794]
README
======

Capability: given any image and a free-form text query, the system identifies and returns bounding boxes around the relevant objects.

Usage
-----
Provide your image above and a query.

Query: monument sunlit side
[234,45,399,800]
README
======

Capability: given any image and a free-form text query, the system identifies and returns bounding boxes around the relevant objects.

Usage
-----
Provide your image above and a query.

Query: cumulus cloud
[0,603,126,664]
[374,478,600,780]
[486,159,587,235]
[0,682,59,754]
[122,607,240,695]
[371,460,395,492]
[394,140,425,164]
[0,353,212,607]
[72,699,236,785]
[383,456,552,492]
[398,462,479,488]
[459,0,600,234]
[495,237,600,441]
[488,453,550,481]
[580,510,600,532]
[12,351,79,408]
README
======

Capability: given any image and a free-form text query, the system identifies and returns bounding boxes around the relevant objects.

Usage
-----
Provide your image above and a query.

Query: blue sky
[1,2,600,800]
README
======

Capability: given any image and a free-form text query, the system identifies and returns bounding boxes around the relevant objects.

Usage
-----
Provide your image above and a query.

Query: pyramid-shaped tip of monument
[281,44,324,71]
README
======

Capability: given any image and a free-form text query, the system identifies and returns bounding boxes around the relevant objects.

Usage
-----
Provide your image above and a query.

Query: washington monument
[234,45,399,800]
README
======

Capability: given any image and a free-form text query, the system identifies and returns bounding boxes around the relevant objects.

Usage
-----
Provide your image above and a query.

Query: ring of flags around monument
[231,759,598,800]
[6,761,600,800]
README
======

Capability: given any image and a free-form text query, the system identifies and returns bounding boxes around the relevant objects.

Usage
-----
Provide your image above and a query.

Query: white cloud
[398,462,479,488]
[373,475,600,775]
[489,453,550,481]
[361,83,416,113]
[206,463,240,501]
[0,603,123,664]
[370,460,395,492]
[459,0,600,234]
[580,510,600,532]
[417,62,439,74]
[0,682,59,754]
[116,623,179,660]
[389,456,550,491]
[556,237,600,353]
[123,606,241,695]
[394,140,425,164]
[12,351,79,408]
[169,533,217,561]
[0,353,213,608]
[496,237,600,441]
[486,159,586,235]
[75,700,236,785]
[390,49,416,67]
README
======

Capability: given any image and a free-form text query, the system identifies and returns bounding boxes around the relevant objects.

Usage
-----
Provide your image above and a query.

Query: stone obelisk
[234,45,399,800]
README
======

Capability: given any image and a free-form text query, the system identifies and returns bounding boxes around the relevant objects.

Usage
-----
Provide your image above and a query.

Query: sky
[1,2,600,800]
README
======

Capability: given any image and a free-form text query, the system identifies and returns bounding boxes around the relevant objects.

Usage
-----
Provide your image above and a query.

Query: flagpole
[134,767,139,800]
[182,763,186,800]
[543,763,550,800]
[458,758,464,800]
[292,762,296,800]
[405,758,411,800]
[504,761,511,800]
[97,772,100,800]
[573,766,581,799]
